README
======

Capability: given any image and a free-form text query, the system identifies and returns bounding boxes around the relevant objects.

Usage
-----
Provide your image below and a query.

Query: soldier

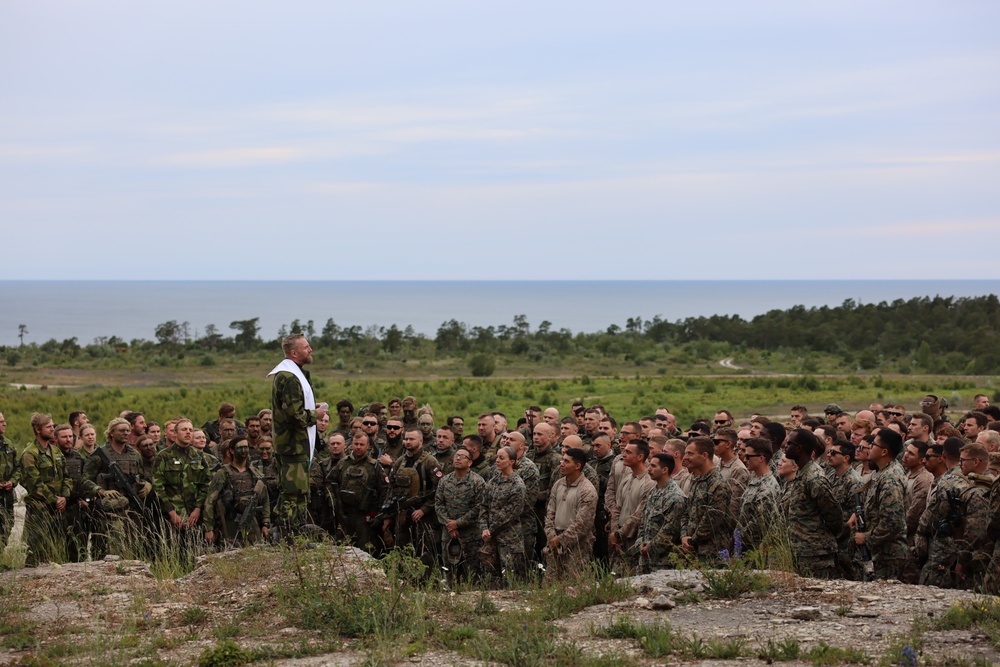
[430,427,456,475]
[244,415,263,454]
[480,447,526,586]
[851,429,910,580]
[309,433,348,535]
[329,432,385,552]
[251,438,279,517]
[780,428,846,579]
[632,452,686,573]
[447,415,465,442]
[268,333,329,533]
[954,442,993,588]
[257,409,273,439]
[984,474,1000,593]
[506,431,540,565]
[360,414,387,458]
[77,423,99,459]
[204,438,271,547]
[915,438,966,587]
[680,437,733,563]
[0,412,20,540]
[383,427,441,566]
[544,448,597,579]
[607,440,657,558]
[20,413,73,566]
[825,440,864,578]
[902,440,934,573]
[417,413,436,450]
[331,399,354,441]
[591,433,615,563]
[54,423,101,560]
[478,413,501,460]
[202,402,245,445]
[737,438,781,554]
[124,411,147,447]
[136,437,158,492]
[435,446,485,583]
[714,428,750,521]
[152,418,212,539]
[527,423,561,561]
[377,418,405,466]
[463,435,491,479]
[313,412,331,464]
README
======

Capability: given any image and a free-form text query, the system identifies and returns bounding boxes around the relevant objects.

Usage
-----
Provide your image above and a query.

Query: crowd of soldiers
[1,338,999,594]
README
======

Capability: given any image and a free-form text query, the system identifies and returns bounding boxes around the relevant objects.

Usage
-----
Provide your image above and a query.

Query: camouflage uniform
[681,467,733,562]
[480,472,527,585]
[431,447,455,476]
[736,472,780,553]
[62,447,100,560]
[251,457,280,518]
[956,473,993,589]
[152,443,212,527]
[527,446,561,560]
[544,474,598,580]
[634,479,687,572]
[0,434,19,537]
[719,457,750,521]
[308,454,344,535]
[203,463,271,545]
[829,466,864,579]
[20,441,73,565]
[780,459,845,579]
[271,365,319,531]
[860,459,910,580]
[592,452,615,563]
[386,451,442,566]
[983,480,1000,594]
[329,454,386,552]
[916,466,967,587]
[434,470,485,582]
[515,456,541,562]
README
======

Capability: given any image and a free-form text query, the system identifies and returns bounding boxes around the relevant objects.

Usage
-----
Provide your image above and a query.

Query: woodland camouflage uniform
[634,478,687,572]
[781,459,845,579]
[480,473,526,585]
[435,469,485,581]
[20,440,73,565]
[152,442,211,525]
[681,467,732,562]
[861,459,910,580]
[736,472,780,553]
[270,366,319,531]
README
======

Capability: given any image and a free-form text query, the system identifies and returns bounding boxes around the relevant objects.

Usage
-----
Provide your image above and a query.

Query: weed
[593,616,676,658]
[806,641,871,665]
[182,606,209,625]
[757,636,802,661]
[198,639,253,667]
[213,624,241,639]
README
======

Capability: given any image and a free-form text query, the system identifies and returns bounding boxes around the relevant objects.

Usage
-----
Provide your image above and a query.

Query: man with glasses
[914,437,966,587]
[852,429,909,580]
[780,428,844,579]
[712,410,734,433]
[435,446,485,583]
[954,442,993,588]
[447,415,465,442]
[737,437,781,554]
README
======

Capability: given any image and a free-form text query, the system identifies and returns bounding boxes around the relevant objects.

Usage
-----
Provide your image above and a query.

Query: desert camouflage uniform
[271,365,319,531]
[737,472,780,553]
[634,479,687,572]
[860,459,910,580]
[203,463,270,545]
[544,474,597,579]
[781,459,845,579]
[480,472,526,585]
[20,441,73,565]
[435,470,485,581]
[152,442,211,527]
[0,434,20,537]
[681,467,733,562]
[916,466,967,587]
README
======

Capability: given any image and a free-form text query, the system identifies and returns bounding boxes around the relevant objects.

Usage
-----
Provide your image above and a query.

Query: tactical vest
[339,460,372,508]
[227,465,260,513]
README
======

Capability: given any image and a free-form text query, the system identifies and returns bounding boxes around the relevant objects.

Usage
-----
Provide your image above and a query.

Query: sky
[2,1,999,280]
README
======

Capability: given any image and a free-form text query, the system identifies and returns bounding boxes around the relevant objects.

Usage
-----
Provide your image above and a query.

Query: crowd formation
[2,333,1000,595]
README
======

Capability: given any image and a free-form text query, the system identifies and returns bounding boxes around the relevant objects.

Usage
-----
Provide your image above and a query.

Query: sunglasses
[713,419,729,425]
[385,425,402,430]
[362,421,378,426]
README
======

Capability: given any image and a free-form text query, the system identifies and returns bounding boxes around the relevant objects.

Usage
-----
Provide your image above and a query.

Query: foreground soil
[1,545,997,667]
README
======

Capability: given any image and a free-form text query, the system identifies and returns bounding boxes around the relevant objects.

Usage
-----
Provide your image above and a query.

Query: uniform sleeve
[809,474,847,540]
[456,477,483,529]
[544,482,558,540]
[620,477,656,539]
[151,452,175,514]
[20,451,56,506]
[649,493,688,559]
[866,475,907,552]
[203,469,225,527]
[275,373,315,432]
[434,479,450,525]
[905,472,932,538]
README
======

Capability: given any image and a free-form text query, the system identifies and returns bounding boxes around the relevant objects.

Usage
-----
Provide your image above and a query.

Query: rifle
[853,492,875,580]
[94,447,145,514]
[366,490,436,528]
[935,490,963,539]
[230,491,259,546]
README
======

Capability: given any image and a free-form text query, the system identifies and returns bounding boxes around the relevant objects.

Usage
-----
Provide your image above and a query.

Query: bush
[468,354,495,377]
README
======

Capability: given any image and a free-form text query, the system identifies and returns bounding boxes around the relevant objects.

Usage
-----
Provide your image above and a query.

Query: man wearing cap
[824,404,844,425]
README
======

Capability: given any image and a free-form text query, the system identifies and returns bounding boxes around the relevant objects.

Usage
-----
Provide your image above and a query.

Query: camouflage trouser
[982,544,1000,594]
[340,507,376,553]
[495,527,526,585]
[543,540,594,581]
[522,520,537,568]
[441,529,482,583]
[920,543,958,588]
[872,557,905,581]
[276,457,311,533]
[797,554,840,580]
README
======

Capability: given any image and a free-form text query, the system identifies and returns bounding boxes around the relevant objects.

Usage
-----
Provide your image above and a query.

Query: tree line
[6,295,1000,375]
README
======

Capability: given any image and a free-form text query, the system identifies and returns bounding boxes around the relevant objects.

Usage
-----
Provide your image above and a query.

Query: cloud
[0,144,89,162]
[855,220,1000,236]
[158,147,306,167]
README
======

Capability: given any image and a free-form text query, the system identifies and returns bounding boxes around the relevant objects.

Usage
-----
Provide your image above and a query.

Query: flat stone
[790,606,821,620]
[103,554,121,562]
[858,595,881,602]
[650,595,676,610]
[634,597,653,610]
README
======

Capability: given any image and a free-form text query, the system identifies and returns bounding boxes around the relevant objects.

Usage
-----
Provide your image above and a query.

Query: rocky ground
[1,544,997,667]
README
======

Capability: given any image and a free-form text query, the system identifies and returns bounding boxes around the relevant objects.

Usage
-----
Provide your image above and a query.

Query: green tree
[230,318,260,350]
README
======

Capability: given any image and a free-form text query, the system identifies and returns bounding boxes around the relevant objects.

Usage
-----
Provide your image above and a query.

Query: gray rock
[651,595,676,610]
[790,606,821,620]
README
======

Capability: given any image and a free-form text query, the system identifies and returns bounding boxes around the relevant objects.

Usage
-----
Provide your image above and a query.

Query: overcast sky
[2,1,998,280]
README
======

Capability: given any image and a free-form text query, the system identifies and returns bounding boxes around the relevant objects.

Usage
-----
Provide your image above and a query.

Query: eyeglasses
[745,453,765,459]
[714,419,729,425]
[925,452,940,458]
[828,450,843,457]
[385,425,402,431]
[712,438,733,445]
[884,411,903,417]
[454,453,470,460]
[960,457,978,463]
[362,421,378,426]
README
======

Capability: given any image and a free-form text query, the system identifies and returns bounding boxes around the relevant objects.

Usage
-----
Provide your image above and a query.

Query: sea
[2,280,999,348]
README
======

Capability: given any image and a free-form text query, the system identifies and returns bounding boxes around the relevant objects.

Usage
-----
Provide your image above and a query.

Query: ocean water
[1,280,998,348]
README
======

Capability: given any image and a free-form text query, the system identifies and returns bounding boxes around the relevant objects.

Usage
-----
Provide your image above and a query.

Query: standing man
[431,426,457,475]
[152,418,212,537]
[680,437,732,562]
[714,428,750,521]
[737,437,781,554]
[20,413,72,565]
[268,333,329,533]
[852,429,910,580]
[781,429,845,579]
[607,440,656,557]
[543,448,597,579]
[435,446,485,583]
[633,452,687,572]
[0,412,20,540]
